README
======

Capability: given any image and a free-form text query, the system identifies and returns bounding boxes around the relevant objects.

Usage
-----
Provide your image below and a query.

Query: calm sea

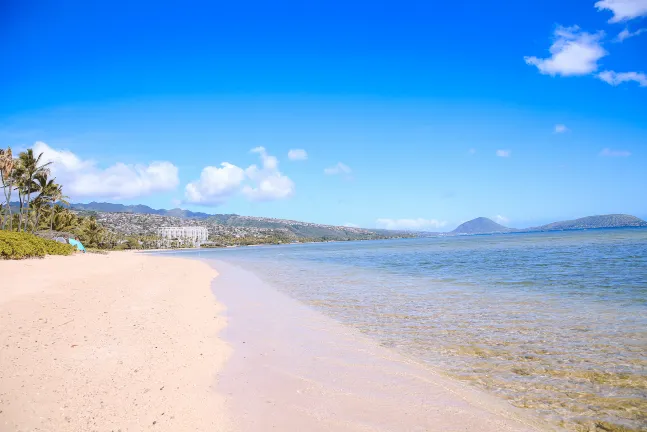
[178,228,647,431]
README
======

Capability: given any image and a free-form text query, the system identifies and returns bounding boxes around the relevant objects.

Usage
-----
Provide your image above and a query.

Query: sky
[1,0,646,231]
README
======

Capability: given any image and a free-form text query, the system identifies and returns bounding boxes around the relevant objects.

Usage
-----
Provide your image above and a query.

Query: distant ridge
[66,201,417,241]
[449,214,647,236]
[530,214,647,231]
[451,217,513,235]
[66,202,647,237]
[71,202,213,219]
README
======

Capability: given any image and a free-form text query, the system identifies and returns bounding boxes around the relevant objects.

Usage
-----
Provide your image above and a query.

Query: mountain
[531,214,647,231]
[70,202,212,218]
[451,217,514,235]
[89,212,414,242]
[63,202,647,239]
[66,203,415,242]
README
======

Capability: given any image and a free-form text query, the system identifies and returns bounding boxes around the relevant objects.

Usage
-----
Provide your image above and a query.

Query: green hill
[451,217,513,235]
[532,214,647,231]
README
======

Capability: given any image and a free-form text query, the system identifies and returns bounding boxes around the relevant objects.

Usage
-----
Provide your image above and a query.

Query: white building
[157,227,208,248]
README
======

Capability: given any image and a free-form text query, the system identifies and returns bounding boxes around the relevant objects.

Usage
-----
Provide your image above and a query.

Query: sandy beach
[211,260,557,432]
[0,252,232,432]
[1,252,558,432]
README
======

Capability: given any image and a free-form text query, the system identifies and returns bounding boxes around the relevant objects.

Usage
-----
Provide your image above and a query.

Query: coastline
[1,252,559,431]
[210,260,558,432]
[0,252,232,431]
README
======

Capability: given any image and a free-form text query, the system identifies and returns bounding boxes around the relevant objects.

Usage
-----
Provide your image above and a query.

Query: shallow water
[177,228,647,431]
[210,261,547,432]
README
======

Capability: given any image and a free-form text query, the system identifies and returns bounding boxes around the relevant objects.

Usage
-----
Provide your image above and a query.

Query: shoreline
[209,259,558,432]
[0,252,232,431]
[1,252,559,431]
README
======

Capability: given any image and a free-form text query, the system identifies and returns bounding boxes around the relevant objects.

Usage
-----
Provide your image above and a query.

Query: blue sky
[1,0,646,230]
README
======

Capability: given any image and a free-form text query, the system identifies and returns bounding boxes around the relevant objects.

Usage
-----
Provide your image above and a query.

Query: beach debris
[57,319,74,327]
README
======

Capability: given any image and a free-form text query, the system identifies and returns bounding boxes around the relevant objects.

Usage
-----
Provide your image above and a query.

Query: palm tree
[11,162,27,231]
[15,149,51,232]
[50,204,67,232]
[29,172,58,233]
[29,196,47,233]
[0,147,16,230]
[48,186,70,231]
[50,183,69,208]
[78,216,105,248]
[51,206,79,232]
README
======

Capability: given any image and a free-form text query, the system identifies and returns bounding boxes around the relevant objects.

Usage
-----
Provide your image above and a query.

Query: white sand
[1,252,560,432]
[0,252,232,432]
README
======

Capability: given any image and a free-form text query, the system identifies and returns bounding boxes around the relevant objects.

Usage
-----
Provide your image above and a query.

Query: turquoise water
[179,228,647,431]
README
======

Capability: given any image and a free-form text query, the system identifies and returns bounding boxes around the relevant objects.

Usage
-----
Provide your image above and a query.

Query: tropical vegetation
[2,145,413,260]
[1,145,161,258]
[0,230,75,259]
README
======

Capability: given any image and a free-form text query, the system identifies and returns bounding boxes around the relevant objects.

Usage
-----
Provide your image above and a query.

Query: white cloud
[616,27,646,41]
[595,0,647,23]
[185,147,294,205]
[496,149,511,157]
[376,218,447,231]
[184,163,246,205]
[495,215,510,224]
[324,162,352,175]
[343,222,359,228]
[599,148,632,157]
[33,141,179,200]
[597,70,647,86]
[524,26,607,77]
[242,147,295,201]
[554,124,569,133]
[287,149,308,161]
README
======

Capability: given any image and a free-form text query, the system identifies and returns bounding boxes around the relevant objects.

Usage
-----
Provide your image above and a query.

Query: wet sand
[210,260,560,432]
[0,252,232,432]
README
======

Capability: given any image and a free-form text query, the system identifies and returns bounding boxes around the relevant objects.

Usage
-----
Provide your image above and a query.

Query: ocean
[176,228,647,431]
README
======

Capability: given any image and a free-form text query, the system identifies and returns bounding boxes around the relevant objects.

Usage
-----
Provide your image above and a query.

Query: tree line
[0,146,160,250]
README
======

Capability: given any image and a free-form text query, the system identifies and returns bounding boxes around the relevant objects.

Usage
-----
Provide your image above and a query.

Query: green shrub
[0,230,76,259]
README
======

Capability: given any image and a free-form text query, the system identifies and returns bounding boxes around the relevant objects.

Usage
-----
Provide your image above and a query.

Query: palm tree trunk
[7,184,13,231]
[17,191,24,232]
[32,208,40,234]
[25,189,31,233]
[2,179,13,230]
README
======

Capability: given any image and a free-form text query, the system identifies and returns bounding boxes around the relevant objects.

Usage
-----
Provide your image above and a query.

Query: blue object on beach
[68,238,86,252]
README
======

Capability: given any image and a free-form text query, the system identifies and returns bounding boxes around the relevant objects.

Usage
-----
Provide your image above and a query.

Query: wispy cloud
[495,215,510,224]
[468,148,477,155]
[324,162,352,175]
[595,0,647,23]
[34,141,179,200]
[287,149,308,161]
[376,218,447,231]
[616,27,646,41]
[525,25,607,77]
[597,70,647,86]
[554,124,569,133]
[496,149,511,157]
[600,148,631,157]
